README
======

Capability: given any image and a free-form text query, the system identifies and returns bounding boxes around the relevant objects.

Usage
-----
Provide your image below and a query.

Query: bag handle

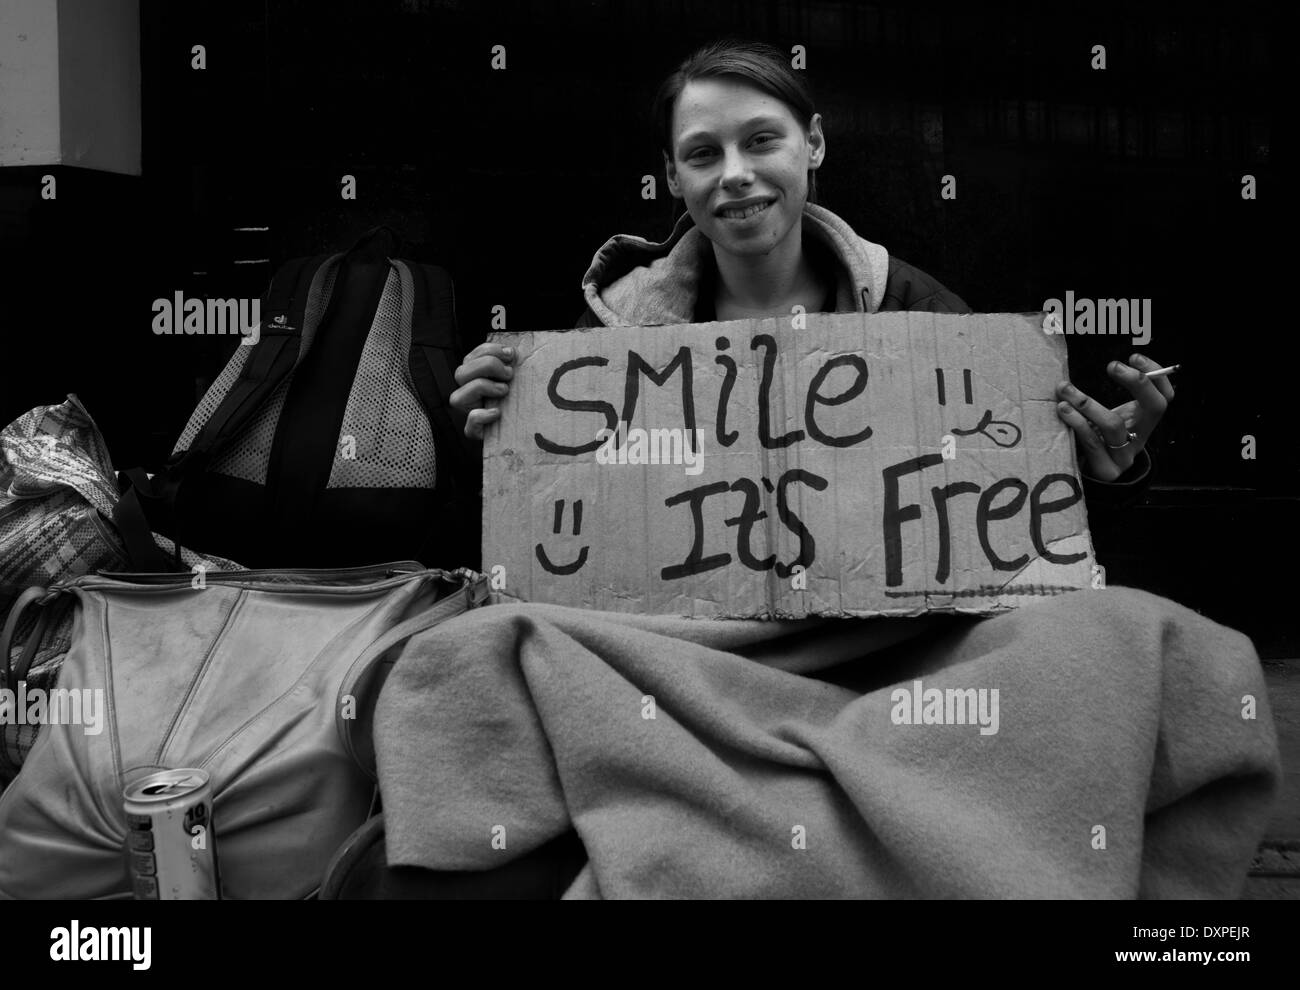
[112,469,174,572]
[13,597,70,688]
[0,586,49,779]
[0,587,58,690]
[345,225,403,262]
[2,588,73,776]
[336,570,489,779]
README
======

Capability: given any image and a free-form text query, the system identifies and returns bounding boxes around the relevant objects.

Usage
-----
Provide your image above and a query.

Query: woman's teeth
[721,201,771,220]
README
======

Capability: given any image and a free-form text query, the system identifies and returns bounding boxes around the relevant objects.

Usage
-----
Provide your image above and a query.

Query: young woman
[417,40,1278,899]
[452,39,1168,498]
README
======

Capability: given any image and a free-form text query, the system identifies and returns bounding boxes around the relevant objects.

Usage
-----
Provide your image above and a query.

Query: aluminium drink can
[123,768,221,899]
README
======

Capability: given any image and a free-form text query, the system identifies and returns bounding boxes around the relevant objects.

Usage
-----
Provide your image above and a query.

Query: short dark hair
[651,38,820,204]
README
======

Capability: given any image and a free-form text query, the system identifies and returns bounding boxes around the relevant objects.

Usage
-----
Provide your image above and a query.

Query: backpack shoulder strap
[400,260,476,493]
[170,252,332,474]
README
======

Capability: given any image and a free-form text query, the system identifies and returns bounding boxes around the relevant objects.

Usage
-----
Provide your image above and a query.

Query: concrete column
[0,0,141,175]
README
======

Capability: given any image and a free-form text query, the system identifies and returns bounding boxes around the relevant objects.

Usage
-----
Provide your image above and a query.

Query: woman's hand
[1055,353,1173,482]
[450,342,515,439]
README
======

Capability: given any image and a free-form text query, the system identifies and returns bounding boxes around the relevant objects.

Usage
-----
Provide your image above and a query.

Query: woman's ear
[807,112,826,170]
[663,151,684,199]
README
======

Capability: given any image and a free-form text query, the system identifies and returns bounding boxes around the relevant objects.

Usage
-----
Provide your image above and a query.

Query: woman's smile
[717,198,775,222]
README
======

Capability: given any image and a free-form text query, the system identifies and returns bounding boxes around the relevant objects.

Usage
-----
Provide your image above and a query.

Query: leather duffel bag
[0,562,487,899]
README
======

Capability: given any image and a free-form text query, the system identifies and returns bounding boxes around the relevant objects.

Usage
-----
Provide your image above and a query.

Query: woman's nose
[719,147,754,187]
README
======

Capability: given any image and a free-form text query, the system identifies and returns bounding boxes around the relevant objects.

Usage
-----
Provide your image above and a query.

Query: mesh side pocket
[327,265,437,490]
[173,345,253,455]
[208,377,292,484]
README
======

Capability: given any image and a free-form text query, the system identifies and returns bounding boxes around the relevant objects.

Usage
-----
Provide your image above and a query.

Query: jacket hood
[580,202,891,327]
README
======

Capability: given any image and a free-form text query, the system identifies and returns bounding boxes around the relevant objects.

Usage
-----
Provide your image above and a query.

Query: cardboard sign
[482,312,1096,618]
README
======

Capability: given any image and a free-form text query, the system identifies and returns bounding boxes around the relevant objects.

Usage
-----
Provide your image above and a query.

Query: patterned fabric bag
[0,394,239,779]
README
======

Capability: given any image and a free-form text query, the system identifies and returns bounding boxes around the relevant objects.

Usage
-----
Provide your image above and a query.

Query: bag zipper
[54,561,461,593]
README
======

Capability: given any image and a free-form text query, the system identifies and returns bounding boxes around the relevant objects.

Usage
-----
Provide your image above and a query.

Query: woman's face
[665,76,824,260]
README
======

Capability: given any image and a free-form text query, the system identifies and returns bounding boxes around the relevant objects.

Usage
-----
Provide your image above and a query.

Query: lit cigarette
[1140,364,1180,379]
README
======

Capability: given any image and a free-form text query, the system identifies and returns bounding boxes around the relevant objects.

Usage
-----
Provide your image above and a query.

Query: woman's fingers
[463,340,515,365]
[450,376,510,415]
[1106,357,1169,425]
[1054,354,1173,479]
[454,343,515,386]
[1124,351,1175,402]
[1056,402,1123,481]
[464,406,502,440]
[453,353,514,388]
[451,343,516,436]
[1055,378,1144,474]
[1056,380,1130,445]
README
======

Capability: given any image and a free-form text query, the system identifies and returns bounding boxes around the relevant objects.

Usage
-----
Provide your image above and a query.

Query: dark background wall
[0,0,1291,652]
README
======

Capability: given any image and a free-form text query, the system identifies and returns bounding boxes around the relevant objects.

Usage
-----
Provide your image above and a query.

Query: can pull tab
[140,776,201,796]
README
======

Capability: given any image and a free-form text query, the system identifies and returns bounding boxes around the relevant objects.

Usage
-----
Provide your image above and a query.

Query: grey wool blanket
[374,586,1280,898]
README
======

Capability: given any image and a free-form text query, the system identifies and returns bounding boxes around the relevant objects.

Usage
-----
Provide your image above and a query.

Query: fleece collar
[580,202,890,327]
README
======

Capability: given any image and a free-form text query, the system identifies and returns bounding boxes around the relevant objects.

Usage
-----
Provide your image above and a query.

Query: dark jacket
[573,203,1151,513]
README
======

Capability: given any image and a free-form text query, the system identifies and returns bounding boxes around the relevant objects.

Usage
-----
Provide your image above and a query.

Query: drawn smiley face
[937,367,1022,448]
[535,498,589,575]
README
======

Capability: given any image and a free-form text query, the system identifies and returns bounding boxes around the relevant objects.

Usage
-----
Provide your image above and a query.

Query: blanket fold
[375,587,1279,898]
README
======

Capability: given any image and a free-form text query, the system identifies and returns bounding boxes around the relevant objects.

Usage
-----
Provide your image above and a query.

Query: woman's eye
[685,137,775,161]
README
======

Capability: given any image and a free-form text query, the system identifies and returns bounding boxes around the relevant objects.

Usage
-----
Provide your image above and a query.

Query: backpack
[126,227,478,570]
